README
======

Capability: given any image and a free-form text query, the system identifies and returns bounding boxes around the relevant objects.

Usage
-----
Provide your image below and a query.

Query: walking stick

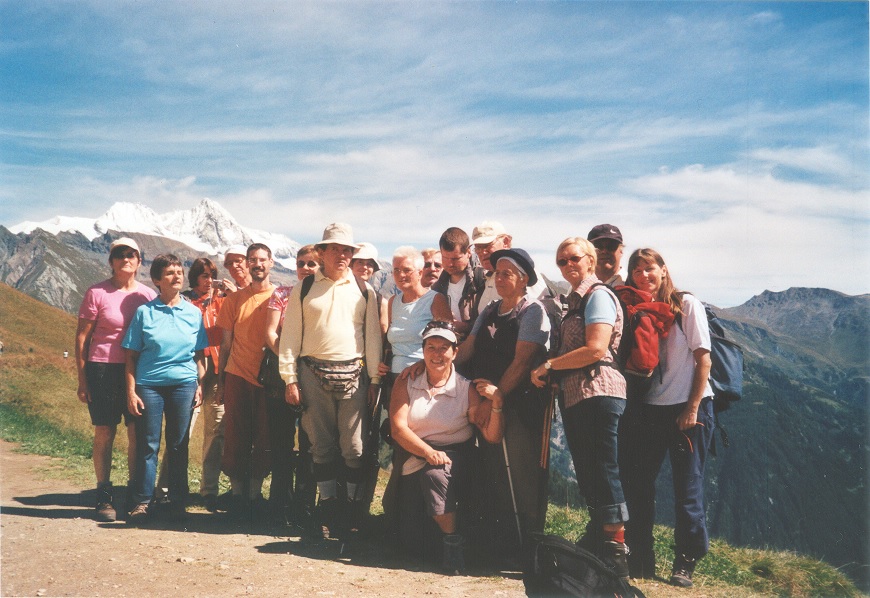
[501,436,523,547]
[540,384,557,469]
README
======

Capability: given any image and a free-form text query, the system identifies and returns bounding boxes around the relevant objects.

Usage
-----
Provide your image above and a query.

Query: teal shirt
[122,297,208,387]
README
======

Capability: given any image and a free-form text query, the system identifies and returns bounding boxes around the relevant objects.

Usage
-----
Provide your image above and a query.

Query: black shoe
[94,484,116,522]
[227,494,249,520]
[442,534,465,576]
[203,494,218,513]
[670,554,696,588]
[602,540,630,580]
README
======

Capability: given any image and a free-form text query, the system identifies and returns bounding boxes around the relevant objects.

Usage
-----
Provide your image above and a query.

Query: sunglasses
[423,261,443,269]
[556,254,587,267]
[297,260,318,269]
[112,250,138,260]
[423,320,456,333]
[593,239,621,252]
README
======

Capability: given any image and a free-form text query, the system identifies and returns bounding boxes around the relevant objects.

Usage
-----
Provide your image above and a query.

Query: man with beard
[430,227,487,340]
[216,243,276,518]
[420,248,443,289]
[278,223,382,543]
[588,224,626,287]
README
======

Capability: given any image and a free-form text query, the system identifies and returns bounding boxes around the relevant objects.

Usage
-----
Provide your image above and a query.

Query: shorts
[85,362,132,427]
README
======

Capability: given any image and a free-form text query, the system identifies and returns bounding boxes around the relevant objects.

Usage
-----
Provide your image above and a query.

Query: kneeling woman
[619,248,713,587]
[389,321,504,574]
[123,255,208,522]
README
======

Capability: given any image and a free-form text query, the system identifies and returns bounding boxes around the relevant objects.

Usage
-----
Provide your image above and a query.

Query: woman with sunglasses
[75,237,156,522]
[530,237,628,579]
[262,244,320,525]
[618,249,713,588]
[389,321,504,574]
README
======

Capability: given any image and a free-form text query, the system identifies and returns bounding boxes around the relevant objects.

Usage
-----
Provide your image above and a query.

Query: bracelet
[491,407,503,413]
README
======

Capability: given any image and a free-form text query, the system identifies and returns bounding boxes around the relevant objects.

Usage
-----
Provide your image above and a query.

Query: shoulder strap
[299,274,315,303]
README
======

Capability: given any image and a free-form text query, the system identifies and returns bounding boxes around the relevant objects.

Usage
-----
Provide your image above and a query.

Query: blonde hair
[556,237,597,271]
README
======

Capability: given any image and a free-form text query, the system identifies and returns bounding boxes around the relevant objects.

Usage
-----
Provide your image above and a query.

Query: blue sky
[1,1,867,306]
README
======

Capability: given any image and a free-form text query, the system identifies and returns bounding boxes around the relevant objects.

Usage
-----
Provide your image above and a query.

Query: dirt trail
[0,440,525,597]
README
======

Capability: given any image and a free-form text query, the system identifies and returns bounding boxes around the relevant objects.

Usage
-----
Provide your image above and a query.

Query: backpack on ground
[525,533,646,598]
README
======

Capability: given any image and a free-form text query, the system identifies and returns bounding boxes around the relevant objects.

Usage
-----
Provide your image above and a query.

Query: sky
[1,1,867,307]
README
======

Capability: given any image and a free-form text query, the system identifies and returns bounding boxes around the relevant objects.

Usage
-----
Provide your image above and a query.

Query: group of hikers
[75,219,715,589]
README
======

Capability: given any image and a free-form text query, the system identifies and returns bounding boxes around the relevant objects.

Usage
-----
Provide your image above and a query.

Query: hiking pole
[501,436,523,547]
[540,384,556,469]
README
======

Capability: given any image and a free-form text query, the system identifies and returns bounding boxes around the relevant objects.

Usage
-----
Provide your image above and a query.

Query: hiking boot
[128,502,150,524]
[94,484,116,522]
[227,494,249,521]
[602,540,630,580]
[168,501,187,522]
[670,554,696,588]
[442,534,465,576]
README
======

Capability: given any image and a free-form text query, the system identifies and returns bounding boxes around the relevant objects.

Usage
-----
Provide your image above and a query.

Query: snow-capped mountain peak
[10,199,300,266]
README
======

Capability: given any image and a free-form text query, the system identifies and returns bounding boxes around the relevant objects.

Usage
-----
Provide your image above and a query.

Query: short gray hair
[393,245,424,270]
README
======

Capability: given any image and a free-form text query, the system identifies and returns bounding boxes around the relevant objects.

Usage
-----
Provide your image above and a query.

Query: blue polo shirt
[122,297,209,387]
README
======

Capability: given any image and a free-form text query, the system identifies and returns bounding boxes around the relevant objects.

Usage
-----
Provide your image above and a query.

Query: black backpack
[525,533,646,598]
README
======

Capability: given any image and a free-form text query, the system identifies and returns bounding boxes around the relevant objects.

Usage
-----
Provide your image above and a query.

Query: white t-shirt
[644,293,713,406]
[447,279,465,322]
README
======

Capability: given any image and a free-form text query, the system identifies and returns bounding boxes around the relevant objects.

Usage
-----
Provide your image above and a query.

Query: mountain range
[1,200,868,589]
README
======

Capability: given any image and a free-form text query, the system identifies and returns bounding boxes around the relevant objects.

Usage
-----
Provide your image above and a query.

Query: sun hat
[490,247,538,287]
[320,222,359,248]
[353,242,380,271]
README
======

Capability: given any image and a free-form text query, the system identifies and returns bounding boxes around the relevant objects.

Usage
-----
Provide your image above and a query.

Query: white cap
[224,245,248,259]
[472,221,508,245]
[422,323,458,344]
[109,237,140,254]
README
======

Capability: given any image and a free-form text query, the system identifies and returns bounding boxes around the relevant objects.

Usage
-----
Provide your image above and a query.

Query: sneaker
[670,554,696,588]
[95,485,116,522]
[602,540,630,580]
[128,502,150,524]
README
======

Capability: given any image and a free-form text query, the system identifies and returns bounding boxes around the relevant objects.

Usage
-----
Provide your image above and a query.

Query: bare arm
[677,348,712,431]
[264,308,281,354]
[216,328,234,404]
[389,376,451,466]
[531,323,612,387]
[74,318,96,403]
[430,292,452,323]
[125,349,144,417]
[468,384,503,444]
[193,350,206,408]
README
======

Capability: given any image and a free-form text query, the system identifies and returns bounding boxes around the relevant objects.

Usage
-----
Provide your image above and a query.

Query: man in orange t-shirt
[216,243,275,516]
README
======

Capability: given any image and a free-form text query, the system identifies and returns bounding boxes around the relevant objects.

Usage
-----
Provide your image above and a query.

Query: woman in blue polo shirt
[123,254,208,522]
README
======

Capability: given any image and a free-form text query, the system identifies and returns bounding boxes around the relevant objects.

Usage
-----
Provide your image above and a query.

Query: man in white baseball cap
[472,220,547,309]
[222,245,252,292]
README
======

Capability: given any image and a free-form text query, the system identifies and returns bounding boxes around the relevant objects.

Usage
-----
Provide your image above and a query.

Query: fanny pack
[303,356,364,394]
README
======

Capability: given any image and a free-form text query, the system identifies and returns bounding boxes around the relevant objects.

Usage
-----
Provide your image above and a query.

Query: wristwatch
[543,360,552,370]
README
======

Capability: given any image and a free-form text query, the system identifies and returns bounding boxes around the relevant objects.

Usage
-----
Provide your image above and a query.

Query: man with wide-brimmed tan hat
[278,223,382,542]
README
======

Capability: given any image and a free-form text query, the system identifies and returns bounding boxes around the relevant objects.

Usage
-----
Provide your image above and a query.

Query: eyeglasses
[297,260,318,269]
[556,254,587,267]
[593,239,621,252]
[423,261,443,269]
[423,320,456,333]
[392,267,416,276]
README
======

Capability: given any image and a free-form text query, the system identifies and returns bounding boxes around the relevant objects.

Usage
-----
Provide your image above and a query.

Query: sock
[317,479,338,500]
[605,528,625,543]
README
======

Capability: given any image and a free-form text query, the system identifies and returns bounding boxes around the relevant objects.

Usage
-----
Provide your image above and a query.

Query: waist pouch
[303,356,364,394]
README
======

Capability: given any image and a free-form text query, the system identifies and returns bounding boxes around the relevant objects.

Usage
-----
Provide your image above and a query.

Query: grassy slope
[0,283,860,597]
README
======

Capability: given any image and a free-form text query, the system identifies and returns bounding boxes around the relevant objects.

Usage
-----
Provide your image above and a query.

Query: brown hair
[439,227,471,253]
[627,248,683,317]
[150,254,183,282]
[188,257,217,288]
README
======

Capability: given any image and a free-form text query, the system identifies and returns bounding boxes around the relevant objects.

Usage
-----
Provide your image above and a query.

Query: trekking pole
[501,436,523,547]
[540,384,557,469]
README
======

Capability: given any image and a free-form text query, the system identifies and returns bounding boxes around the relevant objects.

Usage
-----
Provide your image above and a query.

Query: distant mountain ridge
[9,198,300,268]
[1,199,300,313]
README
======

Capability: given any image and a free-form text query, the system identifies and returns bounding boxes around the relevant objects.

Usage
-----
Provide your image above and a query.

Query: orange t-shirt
[216,284,274,386]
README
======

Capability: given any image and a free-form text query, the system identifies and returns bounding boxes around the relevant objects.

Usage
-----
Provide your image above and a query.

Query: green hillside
[0,282,863,596]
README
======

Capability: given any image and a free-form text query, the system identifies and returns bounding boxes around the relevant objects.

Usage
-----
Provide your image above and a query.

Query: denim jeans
[132,381,197,505]
[619,397,714,566]
[561,396,629,525]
